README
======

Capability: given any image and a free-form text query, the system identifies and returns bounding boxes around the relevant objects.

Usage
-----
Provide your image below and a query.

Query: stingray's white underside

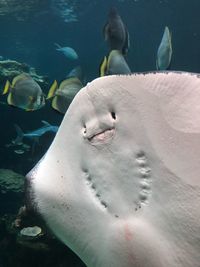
[29,72,200,267]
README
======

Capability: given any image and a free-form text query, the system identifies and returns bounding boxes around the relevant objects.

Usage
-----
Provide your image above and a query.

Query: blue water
[0,0,200,266]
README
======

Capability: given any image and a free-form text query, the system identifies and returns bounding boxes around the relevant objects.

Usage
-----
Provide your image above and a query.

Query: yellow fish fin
[47,80,58,99]
[2,80,11,95]
[99,56,107,77]
[7,93,14,105]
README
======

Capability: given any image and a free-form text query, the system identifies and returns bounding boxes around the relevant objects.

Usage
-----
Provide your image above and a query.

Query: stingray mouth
[86,128,115,145]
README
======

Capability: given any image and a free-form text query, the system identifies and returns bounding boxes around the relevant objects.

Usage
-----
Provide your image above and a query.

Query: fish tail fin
[41,120,51,126]
[47,80,58,99]
[99,56,108,77]
[54,43,61,48]
[2,80,11,95]
[13,124,24,145]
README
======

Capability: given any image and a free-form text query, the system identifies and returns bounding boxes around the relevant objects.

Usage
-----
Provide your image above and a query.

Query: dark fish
[103,7,130,55]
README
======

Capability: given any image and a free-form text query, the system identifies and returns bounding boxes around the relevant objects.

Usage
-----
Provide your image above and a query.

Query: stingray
[26,72,200,267]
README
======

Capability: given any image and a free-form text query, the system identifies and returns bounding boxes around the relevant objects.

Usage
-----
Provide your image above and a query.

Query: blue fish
[12,120,59,145]
[55,43,78,60]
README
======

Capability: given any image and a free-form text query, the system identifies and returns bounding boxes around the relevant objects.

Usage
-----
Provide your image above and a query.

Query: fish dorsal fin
[103,22,109,41]
[2,80,11,95]
[99,56,108,77]
[59,77,82,90]
[12,73,30,87]
[41,120,51,127]
[47,80,58,99]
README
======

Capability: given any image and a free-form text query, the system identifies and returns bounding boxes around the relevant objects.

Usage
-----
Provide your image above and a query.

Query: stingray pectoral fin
[103,23,109,41]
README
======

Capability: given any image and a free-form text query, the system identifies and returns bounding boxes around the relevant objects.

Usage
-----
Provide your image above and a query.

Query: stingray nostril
[83,124,87,134]
[111,111,116,120]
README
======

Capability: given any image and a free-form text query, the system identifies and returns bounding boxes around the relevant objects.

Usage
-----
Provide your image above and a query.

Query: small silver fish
[55,43,78,60]
[156,26,172,70]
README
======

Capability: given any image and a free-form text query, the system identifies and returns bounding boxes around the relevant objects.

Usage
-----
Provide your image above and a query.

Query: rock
[0,169,24,194]
[0,169,25,214]
[0,0,44,21]
[20,226,42,239]
[0,60,48,86]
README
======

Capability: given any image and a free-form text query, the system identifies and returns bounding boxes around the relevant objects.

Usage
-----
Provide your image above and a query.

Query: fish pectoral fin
[2,80,11,95]
[99,56,108,77]
[47,80,58,99]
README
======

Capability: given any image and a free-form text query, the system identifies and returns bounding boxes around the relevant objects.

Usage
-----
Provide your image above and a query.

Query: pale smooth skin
[27,72,200,267]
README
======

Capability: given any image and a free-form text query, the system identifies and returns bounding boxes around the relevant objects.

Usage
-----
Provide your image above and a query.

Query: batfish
[156,26,172,70]
[2,73,45,111]
[26,72,200,267]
